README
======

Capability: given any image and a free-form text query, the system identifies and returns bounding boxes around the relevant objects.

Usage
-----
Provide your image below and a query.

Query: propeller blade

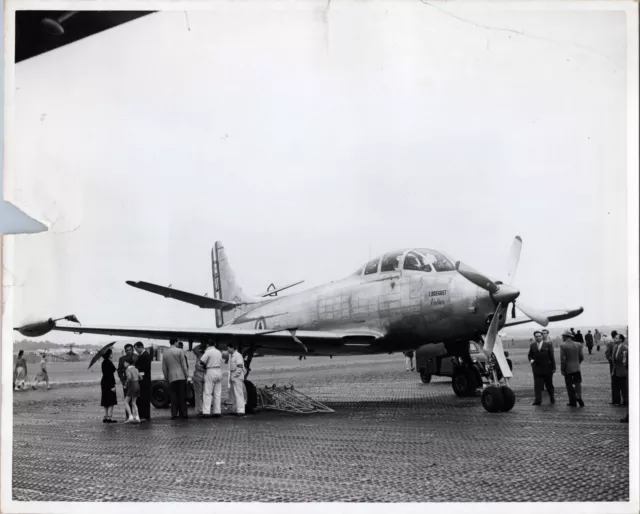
[483,303,504,357]
[492,334,513,379]
[505,236,522,285]
[516,301,549,327]
[455,261,500,294]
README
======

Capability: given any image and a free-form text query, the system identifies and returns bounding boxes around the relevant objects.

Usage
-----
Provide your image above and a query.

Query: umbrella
[88,341,117,369]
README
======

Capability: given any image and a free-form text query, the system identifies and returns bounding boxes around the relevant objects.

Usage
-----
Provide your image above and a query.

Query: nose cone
[493,284,520,304]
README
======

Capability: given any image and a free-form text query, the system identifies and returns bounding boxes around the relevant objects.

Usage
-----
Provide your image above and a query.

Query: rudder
[212,241,252,327]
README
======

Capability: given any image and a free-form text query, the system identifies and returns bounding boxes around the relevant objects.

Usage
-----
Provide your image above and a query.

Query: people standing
[610,334,628,407]
[32,353,50,390]
[605,330,618,403]
[201,343,223,417]
[403,351,415,371]
[594,329,602,352]
[227,342,245,416]
[584,330,594,354]
[528,330,556,405]
[133,341,152,421]
[191,345,206,416]
[14,350,28,391]
[162,339,190,419]
[574,330,584,345]
[560,330,584,407]
[100,349,118,423]
[123,360,141,423]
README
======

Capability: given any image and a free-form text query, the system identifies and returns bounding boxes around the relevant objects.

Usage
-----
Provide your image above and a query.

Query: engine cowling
[16,319,55,337]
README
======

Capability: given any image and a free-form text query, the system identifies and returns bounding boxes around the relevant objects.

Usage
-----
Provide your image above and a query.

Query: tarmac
[11,349,629,502]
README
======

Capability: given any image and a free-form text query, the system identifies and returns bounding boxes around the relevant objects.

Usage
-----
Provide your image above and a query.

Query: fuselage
[224,248,501,355]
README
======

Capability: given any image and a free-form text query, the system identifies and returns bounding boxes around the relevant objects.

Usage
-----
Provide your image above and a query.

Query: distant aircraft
[16,236,583,413]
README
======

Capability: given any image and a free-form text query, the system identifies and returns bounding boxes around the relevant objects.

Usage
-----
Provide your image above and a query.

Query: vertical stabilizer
[212,241,252,327]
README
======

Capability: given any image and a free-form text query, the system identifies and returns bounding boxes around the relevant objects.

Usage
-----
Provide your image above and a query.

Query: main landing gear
[480,358,516,413]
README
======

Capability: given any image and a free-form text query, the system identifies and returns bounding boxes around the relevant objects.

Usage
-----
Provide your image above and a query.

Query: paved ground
[12,349,629,502]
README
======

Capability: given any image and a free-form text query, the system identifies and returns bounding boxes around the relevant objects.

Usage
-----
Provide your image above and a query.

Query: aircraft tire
[499,386,516,412]
[452,369,477,397]
[244,379,258,414]
[481,386,504,413]
[150,380,171,409]
[420,371,432,384]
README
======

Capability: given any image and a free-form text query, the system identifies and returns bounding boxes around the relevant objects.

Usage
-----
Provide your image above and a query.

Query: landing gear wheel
[481,385,505,413]
[244,379,258,414]
[150,380,170,409]
[420,371,432,384]
[499,386,516,412]
[452,369,478,397]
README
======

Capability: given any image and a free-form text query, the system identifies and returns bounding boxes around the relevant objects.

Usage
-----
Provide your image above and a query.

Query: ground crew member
[227,342,245,416]
[605,330,618,403]
[585,330,594,354]
[201,343,223,417]
[528,330,556,405]
[560,330,584,407]
[191,345,206,416]
[404,351,415,371]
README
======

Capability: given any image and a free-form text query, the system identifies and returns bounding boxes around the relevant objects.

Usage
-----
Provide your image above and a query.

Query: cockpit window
[380,251,403,272]
[414,249,456,272]
[364,258,380,275]
[403,251,432,272]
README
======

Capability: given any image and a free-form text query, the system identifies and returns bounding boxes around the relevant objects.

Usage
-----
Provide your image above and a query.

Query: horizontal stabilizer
[126,281,242,311]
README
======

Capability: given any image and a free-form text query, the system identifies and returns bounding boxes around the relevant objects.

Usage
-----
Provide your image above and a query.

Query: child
[123,360,141,423]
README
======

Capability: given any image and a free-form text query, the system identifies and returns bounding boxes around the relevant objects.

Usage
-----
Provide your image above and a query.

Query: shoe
[620,415,629,423]
[124,419,133,424]
[531,402,542,406]
[550,398,555,405]
[212,414,222,418]
[107,419,117,423]
[566,403,577,407]
[577,399,584,407]
[103,418,108,423]
[170,416,178,420]
[32,386,36,390]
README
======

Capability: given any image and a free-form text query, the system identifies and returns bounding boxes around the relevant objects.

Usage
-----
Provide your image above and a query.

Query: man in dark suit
[560,329,584,407]
[528,330,556,405]
[162,339,190,419]
[605,330,618,403]
[610,334,628,407]
[134,341,152,421]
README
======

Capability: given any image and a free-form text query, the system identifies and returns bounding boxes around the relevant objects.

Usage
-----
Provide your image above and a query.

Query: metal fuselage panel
[225,270,499,355]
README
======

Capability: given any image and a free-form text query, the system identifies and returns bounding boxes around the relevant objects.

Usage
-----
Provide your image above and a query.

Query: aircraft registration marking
[428,289,448,297]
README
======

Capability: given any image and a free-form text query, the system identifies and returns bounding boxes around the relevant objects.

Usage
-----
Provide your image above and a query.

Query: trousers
[229,375,246,414]
[170,380,188,418]
[203,368,223,415]
[533,373,555,403]
[193,376,204,414]
[612,375,628,405]
[564,374,583,405]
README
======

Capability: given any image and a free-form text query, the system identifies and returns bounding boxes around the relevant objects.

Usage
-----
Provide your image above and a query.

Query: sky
[7,4,630,344]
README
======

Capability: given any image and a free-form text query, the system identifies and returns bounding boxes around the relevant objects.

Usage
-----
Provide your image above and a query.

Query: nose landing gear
[481,360,516,413]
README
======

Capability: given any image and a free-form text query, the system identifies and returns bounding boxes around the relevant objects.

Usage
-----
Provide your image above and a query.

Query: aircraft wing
[14,318,384,354]
[503,306,584,328]
[125,281,242,311]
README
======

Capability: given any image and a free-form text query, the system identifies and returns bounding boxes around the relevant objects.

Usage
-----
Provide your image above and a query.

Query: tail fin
[212,241,254,327]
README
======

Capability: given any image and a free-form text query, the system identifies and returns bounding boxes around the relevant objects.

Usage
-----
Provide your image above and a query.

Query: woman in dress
[32,353,50,390]
[100,349,118,423]
[14,350,28,390]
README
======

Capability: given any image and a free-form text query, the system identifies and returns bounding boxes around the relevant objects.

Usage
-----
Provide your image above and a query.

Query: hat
[561,329,574,339]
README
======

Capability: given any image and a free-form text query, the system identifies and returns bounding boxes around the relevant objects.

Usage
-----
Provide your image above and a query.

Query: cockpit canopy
[353,248,456,276]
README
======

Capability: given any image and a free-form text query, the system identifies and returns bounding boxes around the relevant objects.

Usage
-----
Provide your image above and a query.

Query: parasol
[88,341,117,369]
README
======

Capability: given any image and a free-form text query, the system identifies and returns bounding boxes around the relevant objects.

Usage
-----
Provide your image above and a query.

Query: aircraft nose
[493,284,520,304]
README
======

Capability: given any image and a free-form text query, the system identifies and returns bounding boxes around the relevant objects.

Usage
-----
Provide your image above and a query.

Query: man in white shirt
[227,342,246,416]
[200,343,223,417]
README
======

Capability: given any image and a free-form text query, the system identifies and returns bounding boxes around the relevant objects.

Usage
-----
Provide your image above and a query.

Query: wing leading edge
[14,318,384,355]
